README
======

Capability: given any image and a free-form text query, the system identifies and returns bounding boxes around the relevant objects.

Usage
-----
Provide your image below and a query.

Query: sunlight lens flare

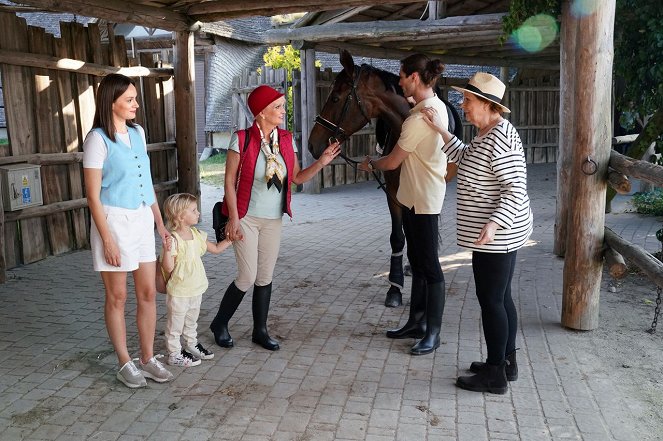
[512,14,559,53]
[571,0,601,17]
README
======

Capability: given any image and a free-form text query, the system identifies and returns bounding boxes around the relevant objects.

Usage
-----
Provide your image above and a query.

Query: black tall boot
[252,283,280,351]
[469,349,518,381]
[209,282,246,348]
[410,282,445,355]
[386,276,427,339]
[456,361,508,394]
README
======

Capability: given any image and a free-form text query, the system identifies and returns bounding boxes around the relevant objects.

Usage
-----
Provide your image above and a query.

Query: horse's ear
[339,50,355,78]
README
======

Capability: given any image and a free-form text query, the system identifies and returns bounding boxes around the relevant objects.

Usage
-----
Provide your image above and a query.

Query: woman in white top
[422,72,533,394]
[83,74,173,388]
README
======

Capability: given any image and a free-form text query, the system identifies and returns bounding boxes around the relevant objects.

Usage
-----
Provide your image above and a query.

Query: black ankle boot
[252,283,280,351]
[386,276,427,339]
[469,349,518,381]
[410,281,445,355]
[210,282,245,348]
[456,361,508,394]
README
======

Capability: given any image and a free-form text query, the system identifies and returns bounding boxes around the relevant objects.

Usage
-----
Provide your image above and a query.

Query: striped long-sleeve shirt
[443,119,533,253]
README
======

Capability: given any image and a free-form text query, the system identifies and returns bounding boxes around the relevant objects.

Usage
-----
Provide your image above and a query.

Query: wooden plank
[28,26,73,255]
[56,24,88,248]
[0,47,173,78]
[300,49,320,193]
[174,31,199,199]
[0,12,48,264]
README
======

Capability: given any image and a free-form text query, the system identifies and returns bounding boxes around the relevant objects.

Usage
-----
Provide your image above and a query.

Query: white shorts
[90,204,157,272]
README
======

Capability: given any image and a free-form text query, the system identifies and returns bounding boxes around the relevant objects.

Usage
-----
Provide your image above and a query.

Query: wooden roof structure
[13,1,559,69]
[267,1,559,69]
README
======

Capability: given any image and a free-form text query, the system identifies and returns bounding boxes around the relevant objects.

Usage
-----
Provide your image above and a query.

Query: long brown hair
[92,73,137,142]
[400,54,445,88]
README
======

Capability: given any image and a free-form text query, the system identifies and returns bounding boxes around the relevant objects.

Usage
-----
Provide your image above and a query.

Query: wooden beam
[188,0,417,16]
[0,48,173,78]
[604,245,628,279]
[604,227,663,287]
[607,168,631,194]
[609,150,663,187]
[300,48,320,194]
[18,0,193,32]
[265,13,505,44]
[173,30,199,200]
[561,0,616,331]
[384,3,424,20]
[308,41,558,69]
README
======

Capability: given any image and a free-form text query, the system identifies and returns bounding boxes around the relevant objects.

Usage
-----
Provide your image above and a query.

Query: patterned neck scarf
[257,125,285,192]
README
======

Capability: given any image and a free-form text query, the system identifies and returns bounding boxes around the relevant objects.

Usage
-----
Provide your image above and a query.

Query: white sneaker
[168,350,201,367]
[186,343,214,360]
[116,360,147,388]
[140,356,174,382]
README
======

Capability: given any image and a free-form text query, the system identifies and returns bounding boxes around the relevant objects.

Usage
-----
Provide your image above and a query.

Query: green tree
[261,45,321,130]
[502,0,663,159]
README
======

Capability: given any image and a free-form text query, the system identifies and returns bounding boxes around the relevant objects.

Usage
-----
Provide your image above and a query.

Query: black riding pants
[472,250,518,365]
[402,207,444,284]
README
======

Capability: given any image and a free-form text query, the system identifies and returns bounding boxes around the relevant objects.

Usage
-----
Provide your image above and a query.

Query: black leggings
[472,250,518,364]
[402,207,444,284]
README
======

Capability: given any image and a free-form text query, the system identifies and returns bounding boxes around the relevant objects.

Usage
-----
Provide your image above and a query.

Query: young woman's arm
[84,168,121,267]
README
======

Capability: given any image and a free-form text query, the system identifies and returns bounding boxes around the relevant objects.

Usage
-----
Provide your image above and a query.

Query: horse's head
[308,50,377,159]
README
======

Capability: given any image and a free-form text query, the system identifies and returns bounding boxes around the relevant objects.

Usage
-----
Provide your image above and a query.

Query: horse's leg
[384,170,405,308]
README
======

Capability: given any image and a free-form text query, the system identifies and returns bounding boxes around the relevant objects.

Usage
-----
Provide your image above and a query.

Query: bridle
[314,65,371,148]
[313,65,390,196]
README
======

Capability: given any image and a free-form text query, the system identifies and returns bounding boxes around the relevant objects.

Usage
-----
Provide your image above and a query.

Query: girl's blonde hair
[163,193,197,230]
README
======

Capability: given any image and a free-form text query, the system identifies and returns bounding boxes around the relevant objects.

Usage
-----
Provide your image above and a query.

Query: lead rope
[647,228,663,334]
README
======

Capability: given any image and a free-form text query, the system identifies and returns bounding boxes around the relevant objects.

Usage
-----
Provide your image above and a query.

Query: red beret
[247,85,284,117]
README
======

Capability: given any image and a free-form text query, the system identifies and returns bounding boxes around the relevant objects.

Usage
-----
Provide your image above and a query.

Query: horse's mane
[361,64,403,97]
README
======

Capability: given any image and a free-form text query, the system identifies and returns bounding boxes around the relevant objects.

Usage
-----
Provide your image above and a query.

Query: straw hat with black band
[452,72,510,113]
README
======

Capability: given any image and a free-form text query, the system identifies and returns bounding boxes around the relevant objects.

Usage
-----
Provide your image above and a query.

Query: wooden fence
[0,12,176,275]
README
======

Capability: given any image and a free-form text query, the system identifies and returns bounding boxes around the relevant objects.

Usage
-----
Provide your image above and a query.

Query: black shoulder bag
[212,129,250,242]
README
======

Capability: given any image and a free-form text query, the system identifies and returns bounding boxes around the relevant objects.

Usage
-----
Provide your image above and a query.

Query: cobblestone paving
[0,163,660,440]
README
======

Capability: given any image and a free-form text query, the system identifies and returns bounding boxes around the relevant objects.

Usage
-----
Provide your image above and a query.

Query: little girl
[159,193,232,367]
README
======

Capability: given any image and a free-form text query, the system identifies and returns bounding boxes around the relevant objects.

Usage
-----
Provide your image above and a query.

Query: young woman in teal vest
[83,74,173,388]
[210,85,340,351]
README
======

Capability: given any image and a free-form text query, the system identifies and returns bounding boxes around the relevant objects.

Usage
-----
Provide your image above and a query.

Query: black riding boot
[209,282,246,348]
[252,283,280,351]
[386,276,427,339]
[410,282,445,355]
[456,361,508,394]
[469,349,518,381]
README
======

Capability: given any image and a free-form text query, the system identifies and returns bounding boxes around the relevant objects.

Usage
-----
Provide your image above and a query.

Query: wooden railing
[603,138,663,287]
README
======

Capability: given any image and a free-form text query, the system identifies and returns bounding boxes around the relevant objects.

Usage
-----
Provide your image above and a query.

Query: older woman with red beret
[210,85,340,351]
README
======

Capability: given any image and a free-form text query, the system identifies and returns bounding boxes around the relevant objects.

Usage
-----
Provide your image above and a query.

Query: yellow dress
[164,227,209,297]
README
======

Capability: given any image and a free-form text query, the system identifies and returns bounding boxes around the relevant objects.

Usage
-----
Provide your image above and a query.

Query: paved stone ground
[0,163,661,440]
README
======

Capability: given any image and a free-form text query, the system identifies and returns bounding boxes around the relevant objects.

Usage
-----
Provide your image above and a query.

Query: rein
[313,65,391,198]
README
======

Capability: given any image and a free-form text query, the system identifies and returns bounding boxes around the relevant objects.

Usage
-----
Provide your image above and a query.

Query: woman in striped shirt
[421,72,533,394]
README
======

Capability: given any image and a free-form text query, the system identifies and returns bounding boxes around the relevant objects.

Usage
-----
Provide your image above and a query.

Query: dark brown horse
[308,50,462,307]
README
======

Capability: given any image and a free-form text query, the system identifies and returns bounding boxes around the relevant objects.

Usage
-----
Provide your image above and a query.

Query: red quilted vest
[222,122,295,219]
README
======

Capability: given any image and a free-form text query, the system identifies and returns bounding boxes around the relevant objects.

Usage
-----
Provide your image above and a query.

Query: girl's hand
[103,238,121,267]
[164,235,173,251]
[474,221,498,245]
[318,141,341,166]
[157,224,170,245]
[225,217,244,242]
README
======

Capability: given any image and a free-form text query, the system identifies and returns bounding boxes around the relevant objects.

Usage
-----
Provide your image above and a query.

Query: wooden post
[561,0,616,330]
[173,31,199,200]
[554,0,578,257]
[300,48,320,194]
